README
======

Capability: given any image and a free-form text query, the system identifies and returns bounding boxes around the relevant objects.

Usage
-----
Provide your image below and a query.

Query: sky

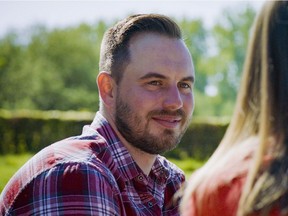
[0,0,266,37]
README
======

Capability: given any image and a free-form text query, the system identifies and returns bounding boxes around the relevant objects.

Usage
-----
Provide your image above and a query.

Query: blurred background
[0,0,265,191]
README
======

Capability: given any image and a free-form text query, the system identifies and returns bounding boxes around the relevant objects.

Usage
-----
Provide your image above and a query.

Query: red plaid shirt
[0,112,185,215]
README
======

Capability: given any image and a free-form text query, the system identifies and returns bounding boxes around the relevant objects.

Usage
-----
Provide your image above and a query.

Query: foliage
[204,5,256,115]
[0,22,108,111]
[0,109,94,154]
[0,6,256,116]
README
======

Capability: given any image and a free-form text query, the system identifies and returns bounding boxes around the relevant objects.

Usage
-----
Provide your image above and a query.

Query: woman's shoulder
[183,137,259,216]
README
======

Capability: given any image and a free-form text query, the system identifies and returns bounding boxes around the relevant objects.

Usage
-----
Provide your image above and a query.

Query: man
[0,14,195,215]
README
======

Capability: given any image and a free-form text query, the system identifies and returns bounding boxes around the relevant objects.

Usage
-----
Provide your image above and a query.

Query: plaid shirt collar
[86,112,170,183]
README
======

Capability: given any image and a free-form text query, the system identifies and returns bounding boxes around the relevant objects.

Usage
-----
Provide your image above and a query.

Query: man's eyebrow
[139,72,167,80]
[139,72,195,83]
[182,76,195,83]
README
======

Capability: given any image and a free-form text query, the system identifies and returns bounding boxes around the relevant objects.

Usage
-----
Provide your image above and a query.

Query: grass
[0,154,204,193]
[169,157,204,177]
[0,153,33,193]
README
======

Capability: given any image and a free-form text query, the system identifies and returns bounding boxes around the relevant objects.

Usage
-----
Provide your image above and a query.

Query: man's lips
[151,115,182,129]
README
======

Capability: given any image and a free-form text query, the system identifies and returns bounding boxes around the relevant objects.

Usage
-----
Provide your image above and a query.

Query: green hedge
[165,118,229,160]
[0,110,229,160]
[0,110,94,154]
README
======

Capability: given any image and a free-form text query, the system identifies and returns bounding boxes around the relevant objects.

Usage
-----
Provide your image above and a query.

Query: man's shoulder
[0,136,117,216]
[1,160,120,216]
[24,135,114,183]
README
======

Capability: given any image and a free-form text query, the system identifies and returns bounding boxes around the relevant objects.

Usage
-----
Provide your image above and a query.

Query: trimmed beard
[115,94,190,155]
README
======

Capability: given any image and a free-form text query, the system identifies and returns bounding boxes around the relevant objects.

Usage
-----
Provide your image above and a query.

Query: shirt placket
[134,173,162,215]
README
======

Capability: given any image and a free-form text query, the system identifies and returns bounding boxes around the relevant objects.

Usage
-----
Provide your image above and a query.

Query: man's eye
[148,81,162,86]
[179,82,191,89]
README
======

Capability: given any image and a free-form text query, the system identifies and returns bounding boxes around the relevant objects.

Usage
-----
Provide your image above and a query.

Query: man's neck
[122,141,157,176]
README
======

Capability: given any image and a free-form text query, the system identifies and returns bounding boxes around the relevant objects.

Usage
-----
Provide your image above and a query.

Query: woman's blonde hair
[181,1,288,215]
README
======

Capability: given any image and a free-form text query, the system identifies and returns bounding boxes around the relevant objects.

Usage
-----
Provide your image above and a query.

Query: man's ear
[97,71,116,107]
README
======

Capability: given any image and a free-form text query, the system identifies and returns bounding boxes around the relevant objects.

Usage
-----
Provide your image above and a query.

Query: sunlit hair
[181,1,288,215]
[99,14,182,84]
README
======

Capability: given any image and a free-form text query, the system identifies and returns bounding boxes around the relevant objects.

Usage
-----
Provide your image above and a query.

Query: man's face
[114,33,195,155]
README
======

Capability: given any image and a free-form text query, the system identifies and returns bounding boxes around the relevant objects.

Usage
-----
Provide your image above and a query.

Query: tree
[208,5,256,115]
[0,22,108,111]
[0,32,31,109]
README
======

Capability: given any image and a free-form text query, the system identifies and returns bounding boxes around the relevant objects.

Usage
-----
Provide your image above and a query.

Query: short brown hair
[99,14,182,84]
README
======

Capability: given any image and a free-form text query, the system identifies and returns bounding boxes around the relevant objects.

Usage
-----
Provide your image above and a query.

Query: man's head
[98,14,195,155]
[99,14,182,84]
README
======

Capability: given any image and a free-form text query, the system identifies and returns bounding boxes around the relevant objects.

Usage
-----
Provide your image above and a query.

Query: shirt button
[148,202,153,207]
[138,175,144,181]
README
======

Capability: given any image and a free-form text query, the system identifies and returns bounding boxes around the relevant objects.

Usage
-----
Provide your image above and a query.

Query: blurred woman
[181,1,288,215]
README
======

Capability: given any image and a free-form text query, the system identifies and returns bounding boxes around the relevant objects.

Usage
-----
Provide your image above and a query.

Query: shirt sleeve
[8,162,123,215]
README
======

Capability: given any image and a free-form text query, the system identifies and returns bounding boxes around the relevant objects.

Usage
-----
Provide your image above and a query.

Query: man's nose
[162,85,183,111]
